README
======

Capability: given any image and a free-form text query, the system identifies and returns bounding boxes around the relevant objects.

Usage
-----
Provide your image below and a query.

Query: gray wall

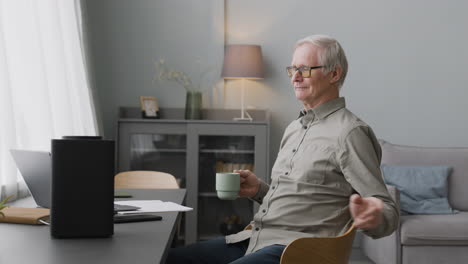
[84,0,468,171]
[83,0,224,138]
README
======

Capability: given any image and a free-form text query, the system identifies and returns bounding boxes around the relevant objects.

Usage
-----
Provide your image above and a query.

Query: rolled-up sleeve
[250,179,269,204]
[338,124,399,238]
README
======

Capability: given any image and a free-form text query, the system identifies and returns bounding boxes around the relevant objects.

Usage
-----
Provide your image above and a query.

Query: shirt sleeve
[250,179,270,204]
[338,124,399,238]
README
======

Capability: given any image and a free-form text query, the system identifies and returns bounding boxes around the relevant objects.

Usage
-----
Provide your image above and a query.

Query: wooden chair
[244,225,356,264]
[280,225,357,264]
[114,170,179,189]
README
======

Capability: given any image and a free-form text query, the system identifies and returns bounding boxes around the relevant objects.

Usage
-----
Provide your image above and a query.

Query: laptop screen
[10,149,52,208]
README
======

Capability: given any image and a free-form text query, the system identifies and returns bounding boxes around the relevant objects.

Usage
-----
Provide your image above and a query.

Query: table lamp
[221,45,264,121]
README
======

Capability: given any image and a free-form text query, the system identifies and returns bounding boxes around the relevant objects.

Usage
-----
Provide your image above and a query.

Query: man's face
[290,43,336,109]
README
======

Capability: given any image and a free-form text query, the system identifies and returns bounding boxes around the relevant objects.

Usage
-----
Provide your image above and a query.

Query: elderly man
[166,34,399,264]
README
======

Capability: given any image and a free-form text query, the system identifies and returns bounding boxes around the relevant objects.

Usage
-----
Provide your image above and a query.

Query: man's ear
[329,66,343,85]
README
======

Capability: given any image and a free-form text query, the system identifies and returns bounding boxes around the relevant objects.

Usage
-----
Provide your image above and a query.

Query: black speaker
[50,136,114,238]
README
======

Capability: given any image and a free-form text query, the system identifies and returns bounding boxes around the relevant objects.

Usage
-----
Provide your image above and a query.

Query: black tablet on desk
[114,214,162,223]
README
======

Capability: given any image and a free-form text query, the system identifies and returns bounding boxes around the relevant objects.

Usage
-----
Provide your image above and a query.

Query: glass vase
[185,91,202,120]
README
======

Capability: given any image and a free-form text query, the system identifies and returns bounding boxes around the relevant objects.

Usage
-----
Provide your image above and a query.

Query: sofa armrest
[362,230,400,264]
[361,185,401,264]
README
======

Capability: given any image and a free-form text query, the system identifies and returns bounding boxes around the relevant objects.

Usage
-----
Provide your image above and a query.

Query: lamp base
[233,110,253,122]
[233,117,253,122]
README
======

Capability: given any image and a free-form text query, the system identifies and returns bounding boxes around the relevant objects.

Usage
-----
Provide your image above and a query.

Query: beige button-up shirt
[226,97,399,254]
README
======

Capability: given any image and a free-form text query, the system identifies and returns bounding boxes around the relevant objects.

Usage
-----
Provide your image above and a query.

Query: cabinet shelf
[199,149,254,154]
[131,148,186,153]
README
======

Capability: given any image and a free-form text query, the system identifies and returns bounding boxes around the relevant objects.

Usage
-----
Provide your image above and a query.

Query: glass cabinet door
[118,123,188,189]
[120,128,188,245]
[129,133,187,187]
[197,135,255,240]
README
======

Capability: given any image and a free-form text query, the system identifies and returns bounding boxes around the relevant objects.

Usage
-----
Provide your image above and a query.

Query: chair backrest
[379,140,468,211]
[280,225,357,264]
[115,170,179,189]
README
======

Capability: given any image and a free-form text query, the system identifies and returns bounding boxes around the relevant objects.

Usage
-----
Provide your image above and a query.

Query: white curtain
[0,0,97,200]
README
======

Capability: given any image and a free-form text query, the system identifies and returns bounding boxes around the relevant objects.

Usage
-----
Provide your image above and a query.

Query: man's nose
[292,70,303,82]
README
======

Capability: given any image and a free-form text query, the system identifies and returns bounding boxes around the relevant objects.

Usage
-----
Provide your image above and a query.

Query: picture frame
[140,96,159,119]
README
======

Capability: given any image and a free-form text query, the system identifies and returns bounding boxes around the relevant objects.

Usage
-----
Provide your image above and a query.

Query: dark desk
[0,189,186,264]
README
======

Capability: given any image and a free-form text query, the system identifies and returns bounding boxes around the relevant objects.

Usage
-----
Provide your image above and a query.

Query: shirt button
[255,227,260,231]
[272,186,276,190]
[262,209,266,213]
[285,172,289,175]
[303,125,308,129]
[292,149,296,153]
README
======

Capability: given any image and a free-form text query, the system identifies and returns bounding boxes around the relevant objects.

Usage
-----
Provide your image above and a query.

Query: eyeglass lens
[287,67,311,78]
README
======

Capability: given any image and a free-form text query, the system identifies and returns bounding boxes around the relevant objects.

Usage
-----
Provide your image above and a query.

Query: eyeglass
[286,66,324,78]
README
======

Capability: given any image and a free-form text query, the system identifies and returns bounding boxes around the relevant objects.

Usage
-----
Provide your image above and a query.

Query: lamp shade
[221,45,264,79]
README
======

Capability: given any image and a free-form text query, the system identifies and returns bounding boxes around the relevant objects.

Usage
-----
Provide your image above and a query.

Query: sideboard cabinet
[117,108,270,244]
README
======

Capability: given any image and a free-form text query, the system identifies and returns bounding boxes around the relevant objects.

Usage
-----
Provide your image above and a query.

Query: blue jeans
[165,237,285,264]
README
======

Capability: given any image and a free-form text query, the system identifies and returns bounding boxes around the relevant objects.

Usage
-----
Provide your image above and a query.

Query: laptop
[10,149,52,208]
[10,149,139,212]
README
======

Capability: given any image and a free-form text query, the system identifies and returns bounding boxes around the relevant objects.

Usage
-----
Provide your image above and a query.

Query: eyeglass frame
[286,65,324,78]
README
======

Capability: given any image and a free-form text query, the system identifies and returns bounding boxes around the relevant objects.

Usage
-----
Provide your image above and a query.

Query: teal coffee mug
[216,172,240,200]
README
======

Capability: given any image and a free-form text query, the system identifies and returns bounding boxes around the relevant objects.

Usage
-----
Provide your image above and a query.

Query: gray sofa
[362,140,468,264]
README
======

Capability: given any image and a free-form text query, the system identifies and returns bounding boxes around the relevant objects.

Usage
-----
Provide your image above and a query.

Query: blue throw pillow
[381,165,457,214]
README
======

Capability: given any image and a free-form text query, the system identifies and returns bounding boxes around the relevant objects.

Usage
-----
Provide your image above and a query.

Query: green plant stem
[0,194,14,217]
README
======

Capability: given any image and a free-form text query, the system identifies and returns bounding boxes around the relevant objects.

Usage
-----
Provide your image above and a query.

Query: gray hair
[295,35,348,89]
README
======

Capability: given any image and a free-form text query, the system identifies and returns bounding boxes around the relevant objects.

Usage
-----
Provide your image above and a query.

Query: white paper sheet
[115,200,193,215]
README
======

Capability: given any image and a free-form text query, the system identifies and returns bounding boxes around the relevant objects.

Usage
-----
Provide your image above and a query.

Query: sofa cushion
[379,140,468,211]
[381,165,456,214]
[400,212,468,245]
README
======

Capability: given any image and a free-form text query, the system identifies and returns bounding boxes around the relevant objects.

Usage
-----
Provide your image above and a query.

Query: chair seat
[400,212,468,245]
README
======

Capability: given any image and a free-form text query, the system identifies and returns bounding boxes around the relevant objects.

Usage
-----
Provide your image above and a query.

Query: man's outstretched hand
[349,194,384,230]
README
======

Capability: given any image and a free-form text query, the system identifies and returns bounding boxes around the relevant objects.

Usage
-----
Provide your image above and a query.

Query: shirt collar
[298,97,346,123]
